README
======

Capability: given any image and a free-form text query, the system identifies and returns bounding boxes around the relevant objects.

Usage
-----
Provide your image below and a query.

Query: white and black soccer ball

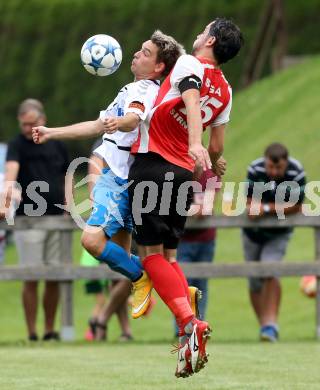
[80,34,122,76]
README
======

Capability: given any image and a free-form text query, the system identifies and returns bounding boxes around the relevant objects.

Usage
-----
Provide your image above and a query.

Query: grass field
[1,57,320,389]
[1,343,320,389]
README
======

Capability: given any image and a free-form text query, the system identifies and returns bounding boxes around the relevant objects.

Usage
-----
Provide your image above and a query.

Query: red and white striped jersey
[131,54,232,172]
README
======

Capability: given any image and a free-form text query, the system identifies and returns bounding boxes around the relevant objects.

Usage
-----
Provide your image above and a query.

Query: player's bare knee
[164,248,177,263]
[81,231,101,257]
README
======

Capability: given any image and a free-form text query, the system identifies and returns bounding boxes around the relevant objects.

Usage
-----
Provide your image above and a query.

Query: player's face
[131,40,160,78]
[265,158,288,179]
[192,23,212,52]
[18,110,45,140]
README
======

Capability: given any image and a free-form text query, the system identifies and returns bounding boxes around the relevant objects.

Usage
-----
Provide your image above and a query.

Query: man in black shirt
[243,143,306,342]
[0,99,70,341]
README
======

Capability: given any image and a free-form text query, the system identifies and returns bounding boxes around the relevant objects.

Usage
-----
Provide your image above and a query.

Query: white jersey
[94,79,160,179]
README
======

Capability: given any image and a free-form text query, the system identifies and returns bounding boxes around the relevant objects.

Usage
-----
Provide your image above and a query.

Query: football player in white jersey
[32,31,184,319]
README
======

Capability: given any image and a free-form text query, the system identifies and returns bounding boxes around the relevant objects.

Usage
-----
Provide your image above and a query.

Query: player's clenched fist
[103,117,119,134]
[32,126,49,144]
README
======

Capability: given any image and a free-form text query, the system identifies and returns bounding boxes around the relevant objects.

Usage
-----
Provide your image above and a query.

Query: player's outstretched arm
[182,89,212,170]
[103,113,140,134]
[32,119,104,144]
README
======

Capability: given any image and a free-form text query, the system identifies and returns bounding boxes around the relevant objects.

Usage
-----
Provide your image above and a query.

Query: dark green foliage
[0,0,319,157]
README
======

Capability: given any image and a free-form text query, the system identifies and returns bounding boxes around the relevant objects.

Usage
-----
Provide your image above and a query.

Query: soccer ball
[80,34,122,76]
[300,275,317,298]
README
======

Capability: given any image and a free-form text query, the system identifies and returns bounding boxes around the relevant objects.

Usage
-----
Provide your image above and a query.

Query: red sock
[171,261,190,304]
[143,254,193,327]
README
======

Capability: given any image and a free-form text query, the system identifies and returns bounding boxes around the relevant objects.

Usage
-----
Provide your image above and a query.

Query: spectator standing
[243,143,306,341]
[0,99,70,341]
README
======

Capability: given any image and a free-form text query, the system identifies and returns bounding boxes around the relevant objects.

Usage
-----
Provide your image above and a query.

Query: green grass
[1,56,320,389]
[0,343,320,390]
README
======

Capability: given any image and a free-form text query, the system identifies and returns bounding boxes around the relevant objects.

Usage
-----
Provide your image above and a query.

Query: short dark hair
[151,30,185,77]
[264,143,289,163]
[209,18,243,64]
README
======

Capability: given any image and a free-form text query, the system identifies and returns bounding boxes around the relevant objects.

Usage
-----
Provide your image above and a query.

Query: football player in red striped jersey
[128,18,243,377]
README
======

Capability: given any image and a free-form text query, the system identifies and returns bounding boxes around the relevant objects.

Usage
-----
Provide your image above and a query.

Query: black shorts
[128,152,193,249]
